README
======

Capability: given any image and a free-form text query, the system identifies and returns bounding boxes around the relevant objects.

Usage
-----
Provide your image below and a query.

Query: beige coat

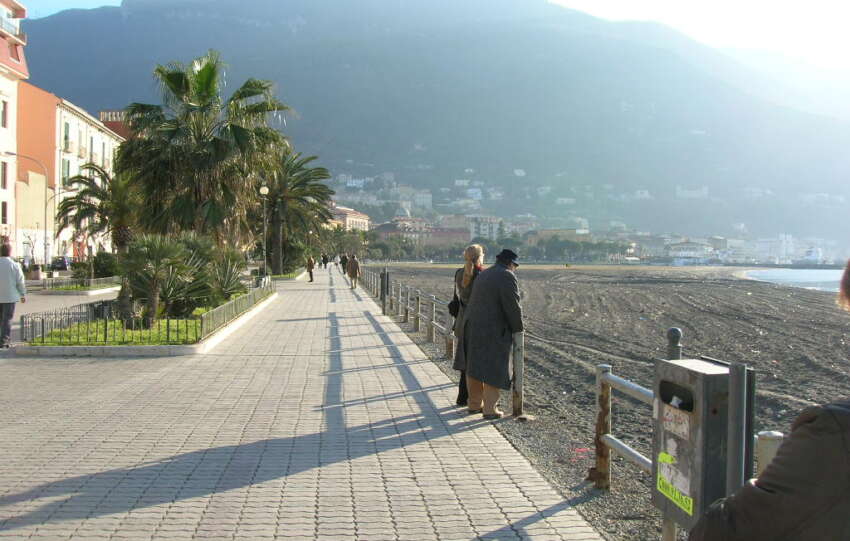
[346,258,361,278]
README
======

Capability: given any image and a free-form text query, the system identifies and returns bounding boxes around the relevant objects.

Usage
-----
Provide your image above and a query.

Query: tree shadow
[0,309,479,531]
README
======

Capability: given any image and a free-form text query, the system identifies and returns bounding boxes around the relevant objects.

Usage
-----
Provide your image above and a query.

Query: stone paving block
[0,272,602,541]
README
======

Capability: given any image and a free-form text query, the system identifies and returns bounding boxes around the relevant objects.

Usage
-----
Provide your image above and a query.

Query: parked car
[50,256,73,271]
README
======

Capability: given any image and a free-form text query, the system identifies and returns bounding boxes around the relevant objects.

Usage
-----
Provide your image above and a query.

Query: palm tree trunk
[147,281,160,327]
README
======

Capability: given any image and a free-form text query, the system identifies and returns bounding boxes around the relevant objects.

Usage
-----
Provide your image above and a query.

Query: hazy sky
[26,0,850,71]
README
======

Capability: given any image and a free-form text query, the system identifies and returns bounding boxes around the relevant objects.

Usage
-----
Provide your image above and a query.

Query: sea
[746,269,844,292]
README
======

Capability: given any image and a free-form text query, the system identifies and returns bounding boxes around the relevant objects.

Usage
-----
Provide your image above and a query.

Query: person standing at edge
[688,260,850,541]
[452,244,485,407]
[346,254,361,289]
[463,249,523,419]
[0,244,26,348]
[306,255,315,283]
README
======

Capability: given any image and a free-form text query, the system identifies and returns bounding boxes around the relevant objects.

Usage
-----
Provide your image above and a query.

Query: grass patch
[271,271,302,279]
[33,318,202,346]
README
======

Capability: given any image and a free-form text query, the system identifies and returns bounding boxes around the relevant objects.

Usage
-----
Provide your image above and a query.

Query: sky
[26,0,850,71]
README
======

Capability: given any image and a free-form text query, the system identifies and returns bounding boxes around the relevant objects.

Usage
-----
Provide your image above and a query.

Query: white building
[54,100,124,258]
[0,0,27,249]
[467,215,502,241]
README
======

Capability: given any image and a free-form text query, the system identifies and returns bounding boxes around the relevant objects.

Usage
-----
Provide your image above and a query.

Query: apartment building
[17,81,124,262]
[55,100,124,258]
[0,0,27,249]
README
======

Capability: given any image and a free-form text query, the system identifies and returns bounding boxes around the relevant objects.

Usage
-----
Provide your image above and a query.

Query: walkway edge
[13,292,279,358]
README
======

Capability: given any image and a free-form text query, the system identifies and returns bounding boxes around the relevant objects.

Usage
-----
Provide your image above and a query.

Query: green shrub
[93,252,120,278]
[70,261,89,281]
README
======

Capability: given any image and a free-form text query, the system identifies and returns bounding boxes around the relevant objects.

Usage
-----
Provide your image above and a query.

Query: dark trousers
[308,270,314,282]
[0,302,15,346]
[457,370,468,405]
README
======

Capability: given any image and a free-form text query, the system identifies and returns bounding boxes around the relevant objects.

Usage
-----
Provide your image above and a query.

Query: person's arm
[499,271,523,333]
[689,404,849,541]
[15,262,26,302]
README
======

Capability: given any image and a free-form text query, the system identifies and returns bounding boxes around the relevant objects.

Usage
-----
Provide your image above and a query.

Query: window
[8,44,19,62]
[0,162,6,190]
[62,159,70,185]
[89,136,94,161]
[1,202,7,225]
[1,101,7,128]
[102,142,106,166]
[63,122,70,150]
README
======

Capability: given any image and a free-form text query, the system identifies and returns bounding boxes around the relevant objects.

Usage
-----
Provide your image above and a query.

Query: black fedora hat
[496,249,520,266]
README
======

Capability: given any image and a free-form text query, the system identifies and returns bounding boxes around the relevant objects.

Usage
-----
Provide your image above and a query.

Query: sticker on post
[662,403,690,440]
[657,452,694,516]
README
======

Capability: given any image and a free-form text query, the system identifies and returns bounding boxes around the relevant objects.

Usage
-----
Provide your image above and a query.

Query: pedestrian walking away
[462,248,523,419]
[0,244,26,348]
[306,255,315,282]
[346,254,361,289]
[340,254,349,282]
[689,259,850,541]
[334,254,340,271]
[451,244,485,408]
[321,253,329,269]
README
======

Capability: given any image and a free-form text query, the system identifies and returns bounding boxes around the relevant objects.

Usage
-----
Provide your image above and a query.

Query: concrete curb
[14,292,279,358]
[41,286,121,296]
[272,270,308,282]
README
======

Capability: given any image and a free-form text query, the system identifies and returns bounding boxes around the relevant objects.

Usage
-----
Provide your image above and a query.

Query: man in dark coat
[463,249,523,419]
[689,400,850,541]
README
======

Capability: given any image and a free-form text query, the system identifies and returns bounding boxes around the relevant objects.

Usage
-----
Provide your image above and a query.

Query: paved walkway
[0,268,603,540]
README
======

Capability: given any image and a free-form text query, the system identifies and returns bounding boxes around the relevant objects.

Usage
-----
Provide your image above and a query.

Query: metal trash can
[652,358,730,530]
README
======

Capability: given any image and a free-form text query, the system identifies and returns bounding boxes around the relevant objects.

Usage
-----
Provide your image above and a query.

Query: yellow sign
[657,472,694,515]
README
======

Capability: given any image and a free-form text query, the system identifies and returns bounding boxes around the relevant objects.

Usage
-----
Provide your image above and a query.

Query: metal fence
[199,281,275,340]
[21,281,275,346]
[42,276,121,290]
[361,267,528,418]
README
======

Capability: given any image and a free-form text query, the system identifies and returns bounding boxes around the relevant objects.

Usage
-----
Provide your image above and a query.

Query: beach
[377,264,850,540]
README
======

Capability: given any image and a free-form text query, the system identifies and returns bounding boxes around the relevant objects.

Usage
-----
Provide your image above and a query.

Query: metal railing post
[663,328,682,540]
[512,331,525,418]
[727,362,748,496]
[590,364,612,489]
[396,281,402,317]
[414,291,421,332]
[755,431,784,476]
[667,327,683,360]
[427,295,436,342]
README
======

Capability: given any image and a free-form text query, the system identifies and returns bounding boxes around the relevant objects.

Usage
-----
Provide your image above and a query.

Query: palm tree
[55,163,137,253]
[117,50,288,242]
[265,151,334,274]
[121,235,190,324]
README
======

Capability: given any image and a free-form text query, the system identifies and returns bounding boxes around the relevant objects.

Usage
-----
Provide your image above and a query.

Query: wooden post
[396,281,402,317]
[756,431,785,476]
[589,364,612,489]
[426,296,436,342]
[403,286,410,323]
[511,332,526,418]
[413,292,421,332]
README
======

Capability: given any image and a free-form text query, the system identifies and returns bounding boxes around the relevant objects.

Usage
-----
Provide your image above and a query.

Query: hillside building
[330,203,370,232]
[467,215,502,241]
[0,0,27,250]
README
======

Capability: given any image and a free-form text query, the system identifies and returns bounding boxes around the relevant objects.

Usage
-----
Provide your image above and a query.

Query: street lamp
[3,151,50,265]
[259,185,269,276]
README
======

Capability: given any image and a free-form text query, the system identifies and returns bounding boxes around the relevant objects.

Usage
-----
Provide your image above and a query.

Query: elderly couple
[451,245,522,420]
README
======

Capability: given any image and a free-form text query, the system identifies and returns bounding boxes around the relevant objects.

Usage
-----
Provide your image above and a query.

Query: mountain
[22,0,850,239]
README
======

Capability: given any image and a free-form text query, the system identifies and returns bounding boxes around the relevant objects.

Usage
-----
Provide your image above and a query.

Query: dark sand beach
[374,264,849,540]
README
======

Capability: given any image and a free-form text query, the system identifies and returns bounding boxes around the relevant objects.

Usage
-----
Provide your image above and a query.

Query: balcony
[0,18,26,46]
[63,141,76,155]
[78,146,88,159]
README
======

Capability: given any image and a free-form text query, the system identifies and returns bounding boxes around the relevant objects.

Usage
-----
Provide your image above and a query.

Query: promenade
[0,268,602,541]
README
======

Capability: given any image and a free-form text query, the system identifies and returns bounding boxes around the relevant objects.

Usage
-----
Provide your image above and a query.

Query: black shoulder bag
[448,269,461,318]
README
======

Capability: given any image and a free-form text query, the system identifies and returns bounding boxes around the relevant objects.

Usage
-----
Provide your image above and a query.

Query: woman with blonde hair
[451,244,485,408]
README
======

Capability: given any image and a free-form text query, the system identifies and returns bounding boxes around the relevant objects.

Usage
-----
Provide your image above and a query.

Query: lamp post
[3,152,50,265]
[259,185,269,276]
